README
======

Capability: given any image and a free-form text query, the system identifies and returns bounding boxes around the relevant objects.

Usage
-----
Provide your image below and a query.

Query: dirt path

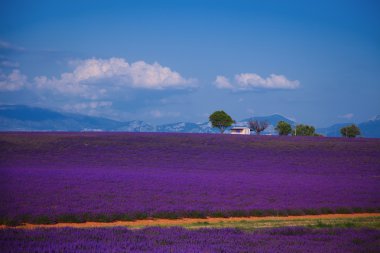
[1,213,379,230]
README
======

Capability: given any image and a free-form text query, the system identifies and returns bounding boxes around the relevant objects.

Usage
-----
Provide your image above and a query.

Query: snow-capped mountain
[116,120,155,132]
[156,122,218,133]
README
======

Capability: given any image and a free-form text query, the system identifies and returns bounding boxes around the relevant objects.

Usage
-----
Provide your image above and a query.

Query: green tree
[275,121,292,136]
[209,110,234,134]
[292,124,316,136]
[340,124,360,138]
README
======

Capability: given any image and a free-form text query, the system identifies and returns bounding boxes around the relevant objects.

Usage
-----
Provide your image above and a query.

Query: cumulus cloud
[214,75,233,89]
[0,69,27,91]
[214,73,300,90]
[34,58,196,98]
[339,113,354,119]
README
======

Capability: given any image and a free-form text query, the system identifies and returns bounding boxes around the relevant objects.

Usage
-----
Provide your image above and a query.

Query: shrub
[249,209,265,217]
[227,210,249,217]
[211,211,228,218]
[93,214,112,222]
[119,214,135,221]
[314,220,333,228]
[57,214,85,223]
[303,208,320,215]
[335,207,353,214]
[33,215,54,224]
[110,213,125,221]
[277,210,289,216]
[152,211,179,219]
[364,207,376,213]
[4,218,22,227]
[287,209,305,216]
[320,207,334,214]
[352,207,363,213]
[185,210,207,219]
[264,209,277,216]
[134,212,149,220]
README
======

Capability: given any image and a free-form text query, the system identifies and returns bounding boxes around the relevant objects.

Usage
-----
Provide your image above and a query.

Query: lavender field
[1,132,380,224]
[1,226,379,253]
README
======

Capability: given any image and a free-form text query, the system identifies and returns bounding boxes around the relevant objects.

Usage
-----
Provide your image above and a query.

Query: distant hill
[0,105,295,134]
[1,105,379,137]
[317,123,352,137]
[0,105,151,132]
[358,116,380,138]
[317,116,380,138]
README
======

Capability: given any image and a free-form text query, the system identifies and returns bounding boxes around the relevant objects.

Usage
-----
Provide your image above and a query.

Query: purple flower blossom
[0,132,379,223]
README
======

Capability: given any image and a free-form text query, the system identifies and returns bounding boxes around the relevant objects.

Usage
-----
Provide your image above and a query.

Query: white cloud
[339,113,354,119]
[34,74,92,98]
[34,58,196,98]
[214,73,300,90]
[0,69,27,91]
[214,75,233,89]
[128,61,195,88]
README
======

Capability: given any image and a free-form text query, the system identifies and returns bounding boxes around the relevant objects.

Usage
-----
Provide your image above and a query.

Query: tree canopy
[209,111,234,133]
[292,124,316,136]
[275,121,292,136]
[340,124,361,138]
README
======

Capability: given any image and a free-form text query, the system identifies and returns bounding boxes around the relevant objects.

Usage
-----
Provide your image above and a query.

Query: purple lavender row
[1,133,380,224]
[1,227,379,253]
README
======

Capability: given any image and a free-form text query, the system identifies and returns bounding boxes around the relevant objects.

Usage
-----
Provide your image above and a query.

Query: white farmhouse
[230,127,251,135]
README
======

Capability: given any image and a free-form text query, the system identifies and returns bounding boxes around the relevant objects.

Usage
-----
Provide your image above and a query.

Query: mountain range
[1,105,379,138]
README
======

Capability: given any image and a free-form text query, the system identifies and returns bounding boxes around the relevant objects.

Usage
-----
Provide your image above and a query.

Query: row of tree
[209,110,361,137]
[275,121,318,136]
[275,121,360,137]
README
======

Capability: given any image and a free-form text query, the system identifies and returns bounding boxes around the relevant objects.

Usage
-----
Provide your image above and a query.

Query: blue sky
[0,0,379,127]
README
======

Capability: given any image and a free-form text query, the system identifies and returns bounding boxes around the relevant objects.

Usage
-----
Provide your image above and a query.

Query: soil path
[2,213,379,230]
